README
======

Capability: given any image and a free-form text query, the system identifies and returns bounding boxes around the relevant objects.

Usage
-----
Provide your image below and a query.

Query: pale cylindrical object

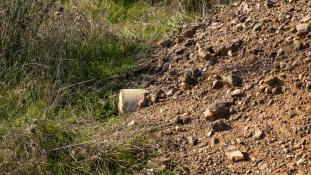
[118,89,148,113]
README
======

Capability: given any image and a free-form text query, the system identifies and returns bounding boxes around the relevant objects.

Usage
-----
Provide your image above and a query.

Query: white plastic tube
[118,89,148,113]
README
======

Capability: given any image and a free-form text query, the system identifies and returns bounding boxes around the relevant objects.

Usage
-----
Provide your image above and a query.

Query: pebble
[264,76,283,87]
[230,89,244,96]
[204,103,230,121]
[254,127,264,139]
[253,22,262,32]
[211,137,219,145]
[224,74,243,87]
[158,39,173,48]
[301,15,311,23]
[225,146,245,162]
[207,130,214,137]
[296,23,310,35]
[212,80,224,89]
[198,48,211,59]
[128,120,135,126]
[278,12,288,23]
[277,48,284,57]
[296,158,306,165]
[188,136,199,146]
[166,88,177,96]
[211,119,231,132]
[258,162,268,171]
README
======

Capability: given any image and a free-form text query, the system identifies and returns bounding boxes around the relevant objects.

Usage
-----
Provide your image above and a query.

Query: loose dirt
[112,0,311,174]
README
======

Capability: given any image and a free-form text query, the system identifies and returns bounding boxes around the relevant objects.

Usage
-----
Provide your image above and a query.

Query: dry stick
[23,63,50,69]
[202,0,206,17]
[57,78,96,93]
[177,0,185,12]
[48,140,109,152]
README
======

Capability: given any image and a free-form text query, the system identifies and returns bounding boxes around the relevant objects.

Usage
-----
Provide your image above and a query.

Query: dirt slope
[119,0,311,174]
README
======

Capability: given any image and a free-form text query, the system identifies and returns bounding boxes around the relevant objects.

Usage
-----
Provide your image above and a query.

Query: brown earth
[100,0,311,174]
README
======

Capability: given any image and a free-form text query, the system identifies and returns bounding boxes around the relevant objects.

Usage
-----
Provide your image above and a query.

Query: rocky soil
[117,0,311,174]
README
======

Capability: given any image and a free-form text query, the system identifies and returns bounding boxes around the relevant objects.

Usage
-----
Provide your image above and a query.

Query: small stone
[151,95,158,103]
[151,91,164,103]
[283,148,290,154]
[198,48,212,59]
[225,146,245,162]
[296,23,310,35]
[235,23,245,31]
[176,115,191,125]
[212,80,224,89]
[198,142,208,148]
[258,162,268,170]
[265,0,274,8]
[191,68,201,79]
[304,57,311,63]
[188,136,198,146]
[211,137,219,145]
[264,76,283,87]
[211,119,231,132]
[181,82,191,90]
[245,84,253,90]
[207,130,214,137]
[227,50,233,57]
[175,47,185,55]
[224,74,243,87]
[166,88,177,96]
[301,16,311,23]
[128,120,135,126]
[180,71,192,83]
[296,158,306,165]
[277,48,284,57]
[158,39,173,48]
[175,116,183,124]
[293,40,304,50]
[254,127,264,139]
[183,27,197,38]
[231,89,244,97]
[161,63,170,72]
[253,22,262,32]
[278,12,288,23]
[204,103,230,121]
[272,86,282,95]
[236,138,244,144]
